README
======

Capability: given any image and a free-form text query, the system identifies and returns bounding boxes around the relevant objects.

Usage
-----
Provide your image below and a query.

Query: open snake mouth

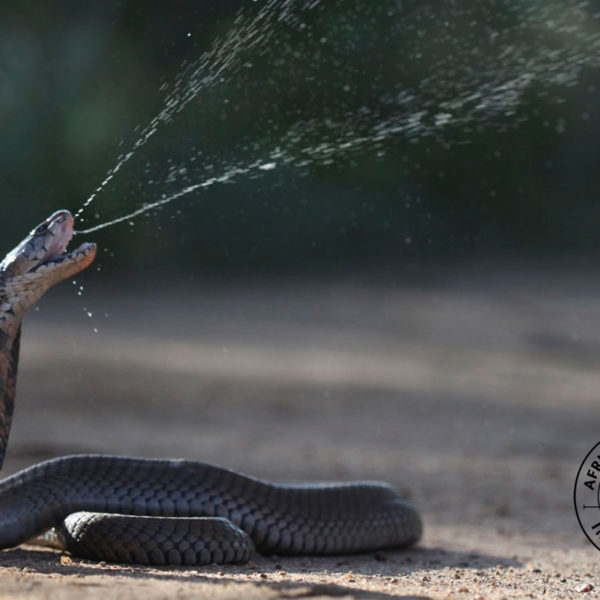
[29,241,96,273]
[30,243,96,273]
[27,210,96,275]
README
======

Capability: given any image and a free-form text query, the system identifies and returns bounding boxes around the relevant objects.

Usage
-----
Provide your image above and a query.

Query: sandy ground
[1,259,599,599]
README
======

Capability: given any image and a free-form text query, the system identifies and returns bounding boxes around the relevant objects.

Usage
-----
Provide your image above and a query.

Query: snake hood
[0,210,96,467]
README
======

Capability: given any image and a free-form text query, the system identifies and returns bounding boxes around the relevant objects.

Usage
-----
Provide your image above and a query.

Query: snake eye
[36,224,48,235]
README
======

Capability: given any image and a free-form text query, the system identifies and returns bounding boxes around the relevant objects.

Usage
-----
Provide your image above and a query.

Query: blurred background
[1,0,599,275]
[0,0,599,566]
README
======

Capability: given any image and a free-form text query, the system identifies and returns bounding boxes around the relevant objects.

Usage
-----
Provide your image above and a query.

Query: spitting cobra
[0,210,422,565]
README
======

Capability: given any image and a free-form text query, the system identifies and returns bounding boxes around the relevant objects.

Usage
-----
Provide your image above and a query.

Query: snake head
[0,210,96,327]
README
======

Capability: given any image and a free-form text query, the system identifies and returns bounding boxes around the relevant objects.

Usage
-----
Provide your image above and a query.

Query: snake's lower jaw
[28,240,95,287]
[46,242,97,284]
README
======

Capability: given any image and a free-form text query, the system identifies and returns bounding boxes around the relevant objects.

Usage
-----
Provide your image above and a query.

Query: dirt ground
[1,259,599,599]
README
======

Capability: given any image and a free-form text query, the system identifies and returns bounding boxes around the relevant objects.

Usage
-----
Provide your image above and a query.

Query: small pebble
[576,583,594,593]
[60,556,73,565]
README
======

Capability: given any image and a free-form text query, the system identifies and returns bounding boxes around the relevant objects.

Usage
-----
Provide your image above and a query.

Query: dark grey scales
[0,210,422,565]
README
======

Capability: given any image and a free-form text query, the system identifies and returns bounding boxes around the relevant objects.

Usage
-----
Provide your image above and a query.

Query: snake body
[0,210,422,565]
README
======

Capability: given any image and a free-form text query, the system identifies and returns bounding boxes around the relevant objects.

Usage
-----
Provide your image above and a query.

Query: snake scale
[0,210,422,565]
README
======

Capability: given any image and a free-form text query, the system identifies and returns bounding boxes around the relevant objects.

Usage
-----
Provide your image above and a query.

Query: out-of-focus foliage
[1,0,599,275]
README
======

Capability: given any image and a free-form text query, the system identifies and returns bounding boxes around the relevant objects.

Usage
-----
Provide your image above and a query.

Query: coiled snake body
[0,210,421,565]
